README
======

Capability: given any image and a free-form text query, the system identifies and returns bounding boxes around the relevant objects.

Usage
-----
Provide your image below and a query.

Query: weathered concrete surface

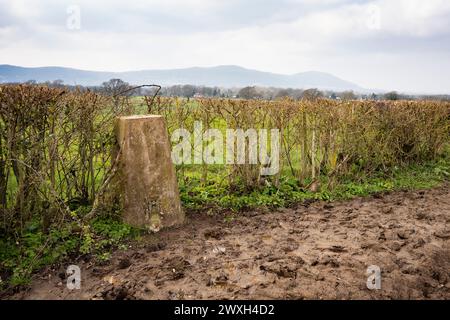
[116,115,184,231]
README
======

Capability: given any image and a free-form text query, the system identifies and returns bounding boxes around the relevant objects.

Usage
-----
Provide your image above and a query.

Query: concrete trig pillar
[116,115,184,232]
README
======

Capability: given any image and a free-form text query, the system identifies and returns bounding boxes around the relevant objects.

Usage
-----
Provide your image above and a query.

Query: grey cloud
[1,0,369,34]
[0,0,449,93]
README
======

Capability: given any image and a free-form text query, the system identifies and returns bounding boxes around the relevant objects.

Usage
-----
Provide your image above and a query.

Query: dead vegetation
[0,84,449,233]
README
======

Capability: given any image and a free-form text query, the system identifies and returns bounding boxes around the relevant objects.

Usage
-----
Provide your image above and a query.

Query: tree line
[16,78,450,101]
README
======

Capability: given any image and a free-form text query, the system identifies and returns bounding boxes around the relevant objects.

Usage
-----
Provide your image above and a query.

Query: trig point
[115,115,184,232]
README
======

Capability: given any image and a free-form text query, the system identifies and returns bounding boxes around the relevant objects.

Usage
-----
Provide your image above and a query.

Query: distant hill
[0,64,363,91]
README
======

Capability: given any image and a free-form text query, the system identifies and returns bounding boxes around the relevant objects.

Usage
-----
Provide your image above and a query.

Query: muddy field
[8,185,450,300]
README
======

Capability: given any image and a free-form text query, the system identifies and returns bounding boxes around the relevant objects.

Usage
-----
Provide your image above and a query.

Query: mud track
[11,185,450,300]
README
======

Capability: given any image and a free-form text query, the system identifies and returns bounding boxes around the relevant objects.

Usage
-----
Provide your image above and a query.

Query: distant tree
[302,88,323,101]
[237,86,262,99]
[341,91,356,100]
[102,79,132,97]
[292,89,304,100]
[102,79,132,112]
[51,79,65,88]
[384,91,400,101]
[275,89,292,99]
[181,85,196,98]
[223,89,235,98]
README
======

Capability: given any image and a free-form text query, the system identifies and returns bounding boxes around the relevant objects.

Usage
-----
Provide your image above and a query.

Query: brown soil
[8,186,450,300]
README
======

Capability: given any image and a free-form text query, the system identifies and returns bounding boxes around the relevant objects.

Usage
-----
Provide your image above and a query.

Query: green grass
[179,156,450,211]
[0,213,139,289]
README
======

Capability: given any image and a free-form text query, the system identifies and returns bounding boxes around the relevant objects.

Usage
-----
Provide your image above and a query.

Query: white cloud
[376,0,450,36]
[0,0,449,93]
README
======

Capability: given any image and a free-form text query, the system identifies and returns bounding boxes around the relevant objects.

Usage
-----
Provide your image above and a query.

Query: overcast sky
[1,0,449,93]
